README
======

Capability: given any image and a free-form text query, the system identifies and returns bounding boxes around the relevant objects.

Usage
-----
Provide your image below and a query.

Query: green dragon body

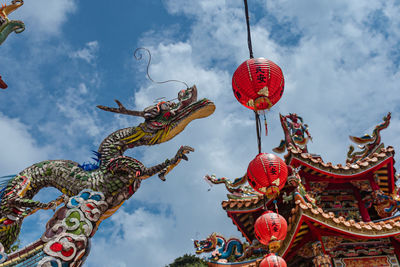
[0,85,215,252]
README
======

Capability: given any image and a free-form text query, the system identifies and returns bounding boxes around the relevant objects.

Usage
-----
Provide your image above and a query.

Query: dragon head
[193,232,218,254]
[98,85,215,146]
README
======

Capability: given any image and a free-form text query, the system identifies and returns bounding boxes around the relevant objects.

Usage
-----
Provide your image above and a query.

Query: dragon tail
[349,134,374,144]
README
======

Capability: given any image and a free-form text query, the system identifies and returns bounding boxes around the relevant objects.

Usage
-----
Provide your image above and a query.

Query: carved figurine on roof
[273,113,312,154]
[204,174,260,199]
[0,0,24,46]
[347,112,391,164]
[282,166,316,207]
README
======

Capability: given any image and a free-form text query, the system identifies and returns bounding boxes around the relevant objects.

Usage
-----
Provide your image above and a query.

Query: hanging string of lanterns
[233,0,289,265]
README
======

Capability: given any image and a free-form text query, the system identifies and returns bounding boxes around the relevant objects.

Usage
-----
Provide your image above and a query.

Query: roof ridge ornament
[346,112,391,164]
[273,113,312,154]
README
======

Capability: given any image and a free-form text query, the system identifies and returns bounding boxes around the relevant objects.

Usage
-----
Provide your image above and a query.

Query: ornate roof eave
[221,195,270,243]
[279,200,400,258]
[221,195,266,213]
[284,146,395,179]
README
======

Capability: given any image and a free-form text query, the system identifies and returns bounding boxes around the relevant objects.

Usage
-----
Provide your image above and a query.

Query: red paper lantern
[260,254,287,267]
[232,58,284,111]
[254,211,287,248]
[247,153,288,198]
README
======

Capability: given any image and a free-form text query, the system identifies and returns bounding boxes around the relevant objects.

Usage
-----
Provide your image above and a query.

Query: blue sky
[2,0,400,266]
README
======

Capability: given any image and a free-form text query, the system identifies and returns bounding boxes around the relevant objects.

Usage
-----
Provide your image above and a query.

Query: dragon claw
[158,169,167,181]
[176,145,194,160]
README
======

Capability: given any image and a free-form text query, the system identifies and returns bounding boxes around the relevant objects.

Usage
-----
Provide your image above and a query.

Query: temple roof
[208,113,399,264]
[286,146,394,178]
[286,146,396,194]
[280,200,400,261]
[221,195,266,243]
[222,195,265,212]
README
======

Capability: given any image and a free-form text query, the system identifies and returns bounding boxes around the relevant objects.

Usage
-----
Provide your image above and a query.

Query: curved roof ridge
[297,200,400,237]
[285,146,394,177]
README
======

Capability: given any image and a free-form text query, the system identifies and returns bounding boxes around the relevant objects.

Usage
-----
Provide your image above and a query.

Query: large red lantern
[232,58,284,111]
[260,254,287,267]
[247,153,288,198]
[254,211,287,252]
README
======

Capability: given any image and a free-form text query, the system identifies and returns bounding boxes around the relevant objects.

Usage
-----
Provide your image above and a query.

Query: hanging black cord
[244,0,254,59]
[244,0,261,153]
[255,112,262,154]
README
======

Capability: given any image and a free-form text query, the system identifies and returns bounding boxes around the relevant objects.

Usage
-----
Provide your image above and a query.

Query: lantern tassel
[273,200,279,214]
[264,113,268,136]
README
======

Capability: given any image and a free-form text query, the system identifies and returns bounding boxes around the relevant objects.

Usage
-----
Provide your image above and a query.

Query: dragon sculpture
[204,174,260,199]
[346,112,391,164]
[273,113,312,154]
[194,233,244,261]
[193,233,266,263]
[0,85,215,265]
[0,0,24,46]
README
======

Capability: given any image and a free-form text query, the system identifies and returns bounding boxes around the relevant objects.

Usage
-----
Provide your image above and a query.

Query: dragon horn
[97,99,145,117]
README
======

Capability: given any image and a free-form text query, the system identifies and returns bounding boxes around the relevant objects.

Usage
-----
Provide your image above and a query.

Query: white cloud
[88,207,177,267]
[56,83,101,138]
[0,113,51,174]
[69,41,99,64]
[17,0,76,36]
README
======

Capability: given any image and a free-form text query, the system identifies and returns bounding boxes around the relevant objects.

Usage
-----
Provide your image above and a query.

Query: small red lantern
[260,254,287,267]
[247,153,288,198]
[232,58,284,111]
[254,211,287,251]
